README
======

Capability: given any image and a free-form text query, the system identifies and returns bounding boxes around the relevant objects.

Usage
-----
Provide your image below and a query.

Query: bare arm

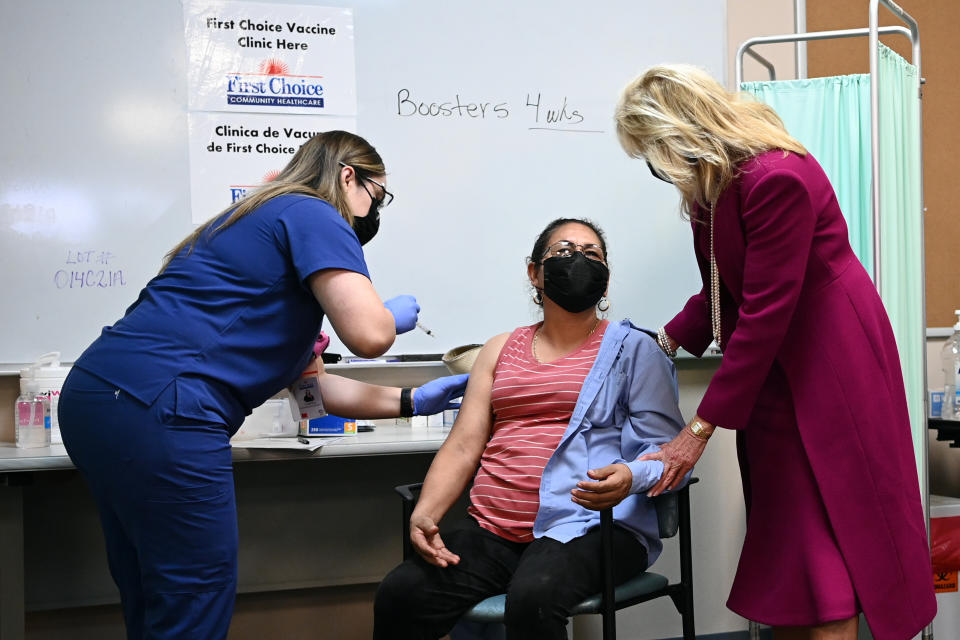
[408,333,508,566]
[311,358,468,420]
[308,269,395,359]
[314,359,402,419]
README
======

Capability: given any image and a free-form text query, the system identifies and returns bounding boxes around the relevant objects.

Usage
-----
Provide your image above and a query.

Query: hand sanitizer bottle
[15,376,50,448]
[940,310,960,420]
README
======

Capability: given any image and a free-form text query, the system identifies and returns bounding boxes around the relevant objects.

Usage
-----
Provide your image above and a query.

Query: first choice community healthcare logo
[226,58,325,109]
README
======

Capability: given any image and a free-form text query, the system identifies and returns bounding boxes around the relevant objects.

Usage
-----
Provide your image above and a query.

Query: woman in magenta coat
[615,64,935,640]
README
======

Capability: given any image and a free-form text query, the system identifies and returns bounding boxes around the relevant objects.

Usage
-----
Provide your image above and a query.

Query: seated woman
[373,218,687,640]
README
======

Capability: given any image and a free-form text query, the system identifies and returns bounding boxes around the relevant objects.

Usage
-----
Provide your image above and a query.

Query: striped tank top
[468,319,609,542]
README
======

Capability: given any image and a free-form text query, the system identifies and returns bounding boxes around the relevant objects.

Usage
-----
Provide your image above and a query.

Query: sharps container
[931,494,960,637]
[19,352,71,445]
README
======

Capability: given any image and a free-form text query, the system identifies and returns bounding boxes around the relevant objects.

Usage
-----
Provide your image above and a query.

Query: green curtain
[741,42,925,481]
[741,74,873,275]
[877,43,924,477]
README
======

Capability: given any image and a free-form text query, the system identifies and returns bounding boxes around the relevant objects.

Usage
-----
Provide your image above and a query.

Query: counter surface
[0,425,449,472]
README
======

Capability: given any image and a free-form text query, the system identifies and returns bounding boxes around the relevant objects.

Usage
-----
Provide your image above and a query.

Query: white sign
[183,1,356,116]
[187,112,357,223]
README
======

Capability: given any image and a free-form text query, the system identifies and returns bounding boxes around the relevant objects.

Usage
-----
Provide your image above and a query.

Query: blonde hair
[615,64,805,216]
[161,130,384,271]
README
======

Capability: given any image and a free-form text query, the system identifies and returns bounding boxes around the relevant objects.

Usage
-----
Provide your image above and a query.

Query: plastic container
[15,378,49,449]
[19,352,71,445]
[230,397,299,441]
[941,312,960,420]
[932,495,960,636]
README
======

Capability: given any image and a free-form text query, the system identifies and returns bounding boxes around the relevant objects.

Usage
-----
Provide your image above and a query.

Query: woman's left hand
[571,463,633,510]
[638,427,709,497]
[413,374,470,416]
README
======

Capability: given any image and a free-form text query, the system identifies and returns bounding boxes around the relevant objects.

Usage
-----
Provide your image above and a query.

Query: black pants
[373,516,647,640]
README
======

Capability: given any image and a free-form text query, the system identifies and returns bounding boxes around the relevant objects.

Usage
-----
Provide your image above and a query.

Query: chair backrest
[652,492,680,539]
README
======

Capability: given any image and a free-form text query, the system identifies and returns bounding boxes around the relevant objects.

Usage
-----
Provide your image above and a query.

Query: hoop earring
[597,296,610,312]
[532,290,543,305]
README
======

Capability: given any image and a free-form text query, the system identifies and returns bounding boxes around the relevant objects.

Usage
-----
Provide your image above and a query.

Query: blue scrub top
[75,194,369,428]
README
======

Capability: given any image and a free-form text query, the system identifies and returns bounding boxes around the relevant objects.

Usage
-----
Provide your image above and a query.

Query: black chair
[394,478,698,640]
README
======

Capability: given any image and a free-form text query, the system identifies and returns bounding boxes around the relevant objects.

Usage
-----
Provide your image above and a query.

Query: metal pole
[869,1,882,292]
[735,44,777,86]
[794,0,808,79]
[745,49,776,82]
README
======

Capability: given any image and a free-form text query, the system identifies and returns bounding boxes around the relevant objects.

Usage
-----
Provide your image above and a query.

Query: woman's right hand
[409,513,460,568]
[384,295,420,334]
[638,417,713,496]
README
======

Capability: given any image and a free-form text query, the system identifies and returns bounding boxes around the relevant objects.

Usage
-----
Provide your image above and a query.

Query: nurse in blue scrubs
[57,130,467,640]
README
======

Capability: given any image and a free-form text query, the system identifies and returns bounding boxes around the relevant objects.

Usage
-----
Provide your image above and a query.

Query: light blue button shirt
[532,319,686,567]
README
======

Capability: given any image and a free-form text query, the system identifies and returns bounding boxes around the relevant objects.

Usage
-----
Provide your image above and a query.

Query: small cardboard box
[299,414,357,436]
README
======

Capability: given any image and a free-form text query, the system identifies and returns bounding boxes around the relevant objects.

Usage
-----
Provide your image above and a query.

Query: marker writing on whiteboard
[416,322,435,338]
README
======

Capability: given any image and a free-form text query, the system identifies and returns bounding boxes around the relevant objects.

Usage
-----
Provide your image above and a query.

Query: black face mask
[352,208,380,246]
[647,160,673,184]
[541,253,609,313]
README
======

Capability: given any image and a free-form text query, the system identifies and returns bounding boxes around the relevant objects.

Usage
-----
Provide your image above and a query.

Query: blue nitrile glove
[383,295,420,334]
[414,374,470,416]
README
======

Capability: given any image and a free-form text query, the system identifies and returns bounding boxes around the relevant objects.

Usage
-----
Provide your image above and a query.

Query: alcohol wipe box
[299,414,357,437]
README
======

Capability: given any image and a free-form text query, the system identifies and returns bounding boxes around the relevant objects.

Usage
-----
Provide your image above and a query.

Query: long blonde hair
[162,130,384,271]
[615,64,805,216]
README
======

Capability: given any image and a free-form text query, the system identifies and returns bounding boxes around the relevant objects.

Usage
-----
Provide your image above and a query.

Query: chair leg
[678,487,695,640]
[401,498,413,561]
[600,509,616,640]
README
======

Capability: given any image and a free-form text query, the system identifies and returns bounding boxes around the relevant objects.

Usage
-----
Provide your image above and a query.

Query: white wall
[727,0,798,87]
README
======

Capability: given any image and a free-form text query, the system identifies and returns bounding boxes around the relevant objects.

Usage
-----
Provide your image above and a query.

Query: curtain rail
[735,26,913,86]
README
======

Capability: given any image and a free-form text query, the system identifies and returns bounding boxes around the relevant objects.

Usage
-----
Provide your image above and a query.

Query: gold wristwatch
[689,420,712,440]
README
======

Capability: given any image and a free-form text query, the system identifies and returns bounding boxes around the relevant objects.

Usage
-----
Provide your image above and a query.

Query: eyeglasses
[339,161,394,210]
[542,240,606,263]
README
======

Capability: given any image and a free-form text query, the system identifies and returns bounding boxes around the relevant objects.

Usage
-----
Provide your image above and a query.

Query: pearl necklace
[533,317,602,363]
[709,199,722,350]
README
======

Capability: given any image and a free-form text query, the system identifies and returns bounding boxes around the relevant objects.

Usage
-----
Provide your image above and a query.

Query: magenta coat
[664,150,935,638]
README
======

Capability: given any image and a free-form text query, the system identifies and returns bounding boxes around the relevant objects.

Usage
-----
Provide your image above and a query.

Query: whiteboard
[0,0,724,367]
